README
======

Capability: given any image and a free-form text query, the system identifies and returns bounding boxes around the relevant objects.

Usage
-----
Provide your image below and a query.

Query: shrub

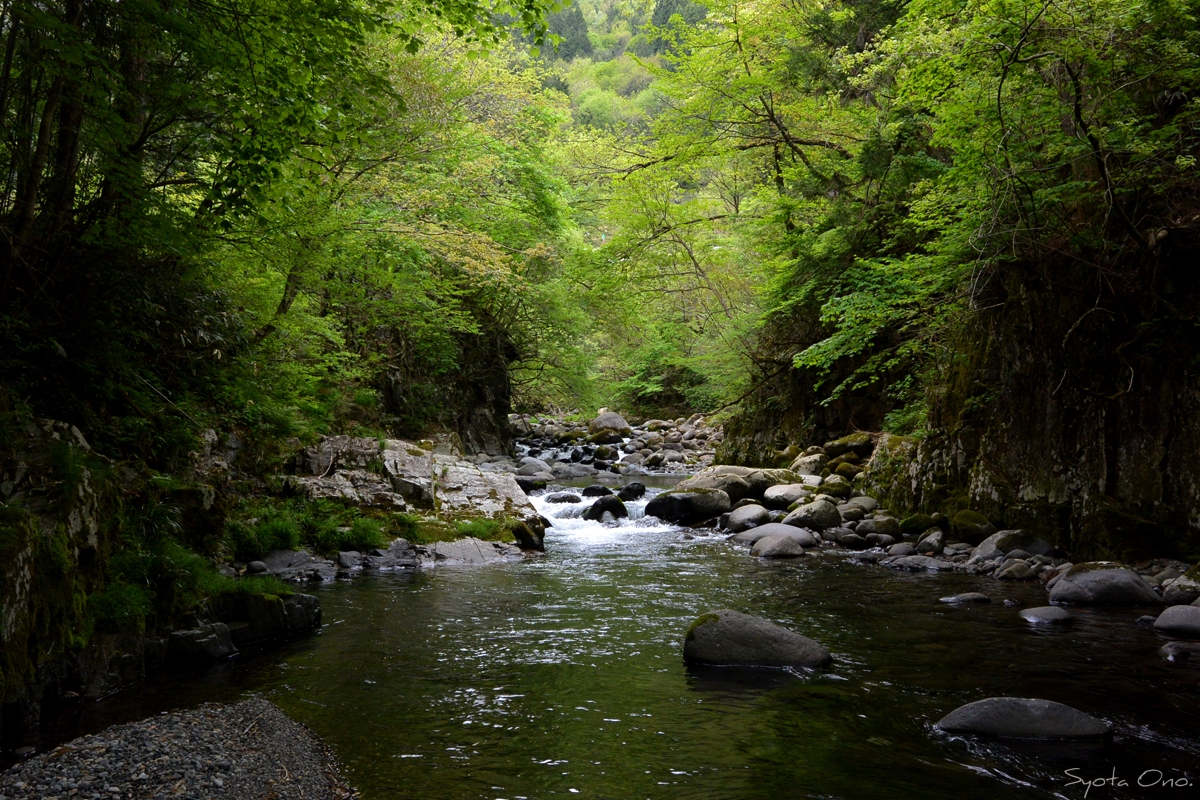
[88,583,153,634]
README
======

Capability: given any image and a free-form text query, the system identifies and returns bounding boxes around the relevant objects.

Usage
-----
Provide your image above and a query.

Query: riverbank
[0,698,354,800]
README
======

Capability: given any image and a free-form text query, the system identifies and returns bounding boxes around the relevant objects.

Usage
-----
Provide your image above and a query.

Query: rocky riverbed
[0,698,353,800]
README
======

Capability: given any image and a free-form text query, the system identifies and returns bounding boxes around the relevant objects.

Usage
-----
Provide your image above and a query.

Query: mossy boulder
[834,462,862,479]
[900,513,937,536]
[951,510,997,545]
[822,432,874,459]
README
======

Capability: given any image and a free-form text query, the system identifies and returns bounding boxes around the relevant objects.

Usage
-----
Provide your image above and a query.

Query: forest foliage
[2,0,1198,446]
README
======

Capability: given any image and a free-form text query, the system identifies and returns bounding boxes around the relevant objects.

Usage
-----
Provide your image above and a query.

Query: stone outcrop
[289,435,545,549]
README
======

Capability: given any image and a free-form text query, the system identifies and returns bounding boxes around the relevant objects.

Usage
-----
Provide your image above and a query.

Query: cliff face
[908,236,1200,561]
[725,233,1200,561]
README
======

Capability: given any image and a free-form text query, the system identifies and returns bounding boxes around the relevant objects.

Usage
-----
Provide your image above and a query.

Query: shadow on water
[13,484,1200,799]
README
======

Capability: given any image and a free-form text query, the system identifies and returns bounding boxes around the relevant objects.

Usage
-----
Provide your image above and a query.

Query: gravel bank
[0,698,354,800]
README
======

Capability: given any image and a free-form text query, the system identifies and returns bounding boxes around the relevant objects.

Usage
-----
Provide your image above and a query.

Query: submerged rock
[888,555,954,571]
[941,593,991,604]
[1048,563,1162,605]
[1019,606,1072,625]
[935,698,1111,740]
[683,609,831,669]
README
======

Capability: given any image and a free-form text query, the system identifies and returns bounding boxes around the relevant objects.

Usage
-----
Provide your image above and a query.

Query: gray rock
[583,495,628,522]
[419,538,519,565]
[1136,615,1158,629]
[967,530,1055,565]
[865,533,896,548]
[836,532,869,550]
[582,484,613,497]
[1153,604,1200,639]
[763,483,813,509]
[846,495,879,513]
[645,488,732,525]
[732,523,819,548]
[617,482,646,501]
[247,560,268,574]
[889,555,954,571]
[916,528,945,553]
[782,499,841,531]
[727,504,770,533]
[790,453,827,476]
[1160,641,1200,662]
[836,503,866,522]
[1048,563,1162,605]
[1163,568,1200,606]
[169,623,237,662]
[941,593,991,604]
[588,411,632,438]
[1020,606,1072,624]
[888,542,917,556]
[857,517,901,537]
[997,561,1037,581]
[683,609,831,669]
[552,462,596,479]
[750,535,807,559]
[336,551,362,569]
[935,698,1111,740]
[545,492,582,504]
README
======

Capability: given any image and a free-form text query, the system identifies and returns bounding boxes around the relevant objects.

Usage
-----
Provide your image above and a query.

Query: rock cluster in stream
[501,411,722,490]
[0,698,354,800]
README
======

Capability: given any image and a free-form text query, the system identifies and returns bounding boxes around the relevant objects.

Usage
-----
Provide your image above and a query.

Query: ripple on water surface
[31,485,1200,799]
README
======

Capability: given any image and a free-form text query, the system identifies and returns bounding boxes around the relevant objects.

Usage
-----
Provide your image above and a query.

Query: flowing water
[29,483,1200,799]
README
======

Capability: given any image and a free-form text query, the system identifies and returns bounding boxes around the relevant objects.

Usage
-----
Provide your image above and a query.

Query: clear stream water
[30,482,1200,799]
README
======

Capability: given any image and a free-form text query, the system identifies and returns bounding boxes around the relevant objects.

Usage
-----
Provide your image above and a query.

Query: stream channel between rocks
[21,479,1200,799]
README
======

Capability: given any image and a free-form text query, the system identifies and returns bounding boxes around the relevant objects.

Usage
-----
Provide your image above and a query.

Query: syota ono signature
[1065,768,1193,797]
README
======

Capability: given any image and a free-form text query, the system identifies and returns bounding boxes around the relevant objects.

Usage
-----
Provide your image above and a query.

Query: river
[33,484,1200,799]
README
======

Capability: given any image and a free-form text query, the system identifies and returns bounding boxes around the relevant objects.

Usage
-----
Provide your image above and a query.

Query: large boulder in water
[732,523,819,548]
[1153,605,1200,639]
[726,504,770,533]
[645,488,731,525]
[683,609,831,668]
[935,698,1111,740]
[1048,562,1162,605]
[782,499,841,531]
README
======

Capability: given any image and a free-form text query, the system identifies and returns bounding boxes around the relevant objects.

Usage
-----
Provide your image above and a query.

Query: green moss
[899,514,935,536]
[685,612,720,642]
